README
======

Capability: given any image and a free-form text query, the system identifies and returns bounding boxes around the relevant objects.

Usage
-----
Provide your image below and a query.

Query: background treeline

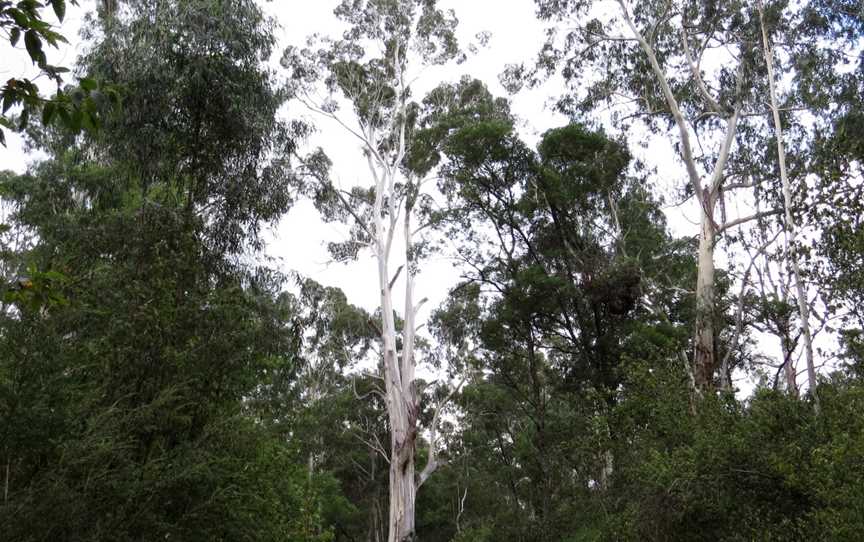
[1,0,863,541]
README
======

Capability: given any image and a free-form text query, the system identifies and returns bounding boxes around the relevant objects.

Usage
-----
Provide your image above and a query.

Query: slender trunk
[758,4,818,408]
[368,446,385,542]
[455,485,467,534]
[694,202,717,390]
[389,214,420,542]
[372,497,383,542]
[384,263,418,541]
[379,248,417,542]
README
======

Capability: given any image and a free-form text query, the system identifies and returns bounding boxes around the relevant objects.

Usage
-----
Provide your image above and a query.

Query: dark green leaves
[0,0,84,144]
[2,92,14,114]
[1,266,68,312]
[23,29,44,66]
[41,100,55,124]
[76,0,293,254]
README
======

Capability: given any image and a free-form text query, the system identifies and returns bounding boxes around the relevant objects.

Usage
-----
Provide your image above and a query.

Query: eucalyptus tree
[280,1,475,539]
[749,0,862,395]
[79,0,294,257]
[425,80,667,398]
[0,0,314,538]
[755,1,816,402]
[516,0,851,392]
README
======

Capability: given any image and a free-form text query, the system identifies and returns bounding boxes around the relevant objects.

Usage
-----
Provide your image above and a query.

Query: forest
[0,0,863,540]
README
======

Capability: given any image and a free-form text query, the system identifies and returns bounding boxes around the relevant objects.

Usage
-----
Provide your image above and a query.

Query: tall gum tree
[511,0,801,391]
[756,0,816,404]
[0,0,310,538]
[519,0,864,394]
[432,116,690,531]
[731,0,861,397]
[281,1,476,539]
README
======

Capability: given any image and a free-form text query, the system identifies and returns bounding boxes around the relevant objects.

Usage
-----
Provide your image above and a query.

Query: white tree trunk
[303,35,453,541]
[366,125,420,541]
[758,4,818,406]
[387,449,416,542]
[694,207,717,390]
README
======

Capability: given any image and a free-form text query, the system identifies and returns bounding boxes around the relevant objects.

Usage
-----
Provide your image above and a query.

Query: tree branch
[681,27,724,114]
[417,374,468,489]
[716,208,784,235]
[616,0,702,197]
[720,229,782,388]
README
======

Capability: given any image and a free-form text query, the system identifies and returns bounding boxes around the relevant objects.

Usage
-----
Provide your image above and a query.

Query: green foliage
[437,350,864,541]
[0,0,117,144]
[0,1,332,540]
[421,85,696,539]
[0,264,67,310]
[77,0,294,255]
[0,158,318,541]
[599,373,864,541]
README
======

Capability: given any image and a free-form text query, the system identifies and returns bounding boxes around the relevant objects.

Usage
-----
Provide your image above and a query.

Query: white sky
[0,0,819,390]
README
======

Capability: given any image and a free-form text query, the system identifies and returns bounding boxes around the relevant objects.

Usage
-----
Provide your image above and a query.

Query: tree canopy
[1,1,863,541]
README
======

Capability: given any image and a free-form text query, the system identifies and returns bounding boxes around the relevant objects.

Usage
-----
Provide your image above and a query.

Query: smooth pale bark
[693,211,718,389]
[455,486,468,534]
[374,189,419,541]
[362,41,427,536]
[758,4,818,408]
[372,158,420,542]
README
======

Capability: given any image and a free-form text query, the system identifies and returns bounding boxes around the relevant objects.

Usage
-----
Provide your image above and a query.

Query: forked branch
[417,374,469,488]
